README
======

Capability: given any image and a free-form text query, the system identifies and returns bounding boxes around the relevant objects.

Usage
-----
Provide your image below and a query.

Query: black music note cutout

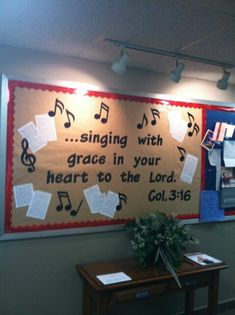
[48,99,64,117]
[20,138,36,173]
[177,146,186,162]
[188,123,200,137]
[187,112,194,128]
[56,191,72,211]
[150,108,160,126]
[70,199,83,217]
[116,193,127,211]
[94,102,109,123]
[137,108,160,129]
[64,109,75,128]
[137,113,148,129]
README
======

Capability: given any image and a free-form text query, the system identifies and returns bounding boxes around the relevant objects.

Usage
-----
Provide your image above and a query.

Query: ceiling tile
[0,0,235,84]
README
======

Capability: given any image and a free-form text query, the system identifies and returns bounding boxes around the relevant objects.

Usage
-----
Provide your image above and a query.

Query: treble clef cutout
[20,138,36,173]
[116,193,127,211]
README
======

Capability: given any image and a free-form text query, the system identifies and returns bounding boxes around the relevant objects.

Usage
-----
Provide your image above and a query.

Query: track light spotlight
[170,60,185,83]
[106,39,234,89]
[111,50,129,75]
[216,69,231,90]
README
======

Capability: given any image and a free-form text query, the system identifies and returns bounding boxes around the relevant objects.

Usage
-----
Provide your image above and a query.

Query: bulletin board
[1,76,234,239]
[205,109,235,190]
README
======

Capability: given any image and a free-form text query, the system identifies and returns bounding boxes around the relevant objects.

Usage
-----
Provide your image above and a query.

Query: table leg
[208,271,219,315]
[82,280,92,315]
[96,292,110,315]
[185,288,195,315]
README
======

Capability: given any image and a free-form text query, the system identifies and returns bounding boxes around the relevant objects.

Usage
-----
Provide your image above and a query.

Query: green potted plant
[126,212,199,287]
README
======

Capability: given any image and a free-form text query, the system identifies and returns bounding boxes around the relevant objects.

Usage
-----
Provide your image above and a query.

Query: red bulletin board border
[4,80,233,234]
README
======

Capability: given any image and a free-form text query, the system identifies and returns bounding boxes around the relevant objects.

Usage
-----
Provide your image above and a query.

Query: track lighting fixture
[111,50,129,75]
[105,38,234,89]
[170,60,185,83]
[216,69,231,90]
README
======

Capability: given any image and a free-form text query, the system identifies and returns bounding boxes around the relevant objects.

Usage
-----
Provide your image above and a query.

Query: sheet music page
[26,191,51,220]
[13,183,34,207]
[180,154,198,184]
[18,121,47,152]
[35,114,57,141]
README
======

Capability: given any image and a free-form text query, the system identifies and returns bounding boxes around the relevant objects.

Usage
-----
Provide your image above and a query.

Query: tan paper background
[11,85,202,228]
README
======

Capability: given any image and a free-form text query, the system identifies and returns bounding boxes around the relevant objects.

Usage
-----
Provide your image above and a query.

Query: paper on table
[184,252,222,265]
[100,191,119,218]
[18,121,47,153]
[35,114,57,141]
[26,191,51,220]
[83,184,102,214]
[96,272,132,285]
[13,183,34,207]
[223,141,235,167]
[180,154,198,184]
[208,149,221,191]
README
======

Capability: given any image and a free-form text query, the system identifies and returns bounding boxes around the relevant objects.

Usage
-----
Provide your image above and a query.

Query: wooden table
[76,257,228,315]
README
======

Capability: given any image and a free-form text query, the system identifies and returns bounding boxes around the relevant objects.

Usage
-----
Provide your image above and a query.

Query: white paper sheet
[170,118,188,143]
[225,124,235,138]
[13,183,34,207]
[83,184,102,214]
[26,191,51,220]
[91,192,106,214]
[208,149,221,191]
[168,110,181,134]
[96,272,132,285]
[18,121,47,153]
[211,122,227,142]
[100,191,119,218]
[184,253,221,266]
[223,141,235,167]
[35,114,57,141]
[180,154,198,184]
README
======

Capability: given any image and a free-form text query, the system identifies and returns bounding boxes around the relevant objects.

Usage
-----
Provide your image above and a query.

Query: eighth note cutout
[56,191,83,217]
[177,146,186,162]
[116,193,127,211]
[137,108,160,129]
[94,102,109,124]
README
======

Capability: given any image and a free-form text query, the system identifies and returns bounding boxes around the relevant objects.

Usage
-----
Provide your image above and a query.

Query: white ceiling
[1,0,235,85]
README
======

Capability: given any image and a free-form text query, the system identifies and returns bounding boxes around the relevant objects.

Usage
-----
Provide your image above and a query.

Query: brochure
[96,272,132,285]
[184,252,222,266]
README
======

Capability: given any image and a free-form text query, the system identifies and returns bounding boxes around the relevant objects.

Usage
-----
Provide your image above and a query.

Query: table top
[76,257,228,291]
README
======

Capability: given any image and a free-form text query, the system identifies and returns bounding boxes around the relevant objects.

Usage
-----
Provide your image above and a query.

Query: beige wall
[0,45,235,315]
